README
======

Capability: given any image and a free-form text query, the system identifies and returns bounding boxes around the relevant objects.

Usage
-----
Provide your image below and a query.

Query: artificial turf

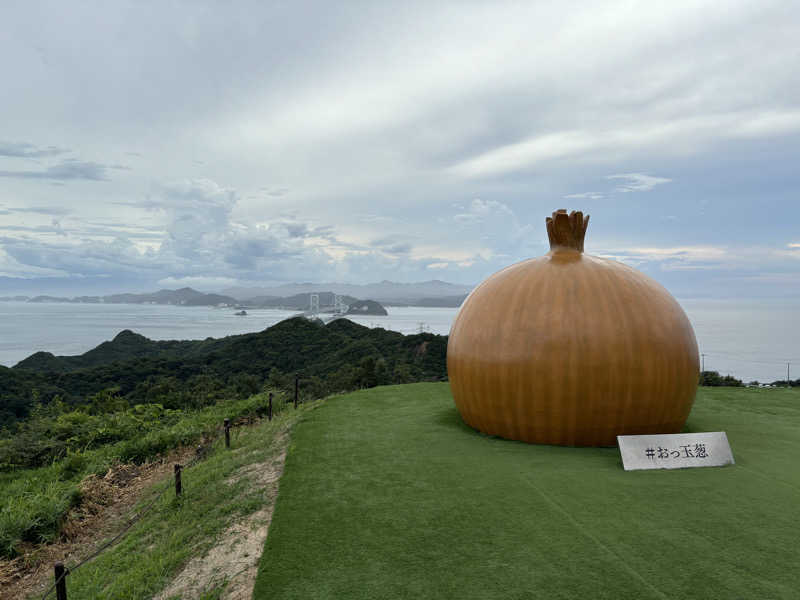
[253,384,800,599]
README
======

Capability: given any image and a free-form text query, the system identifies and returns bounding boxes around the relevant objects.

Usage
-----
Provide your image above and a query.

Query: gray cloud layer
[0,141,68,158]
[0,159,126,181]
[1,1,799,296]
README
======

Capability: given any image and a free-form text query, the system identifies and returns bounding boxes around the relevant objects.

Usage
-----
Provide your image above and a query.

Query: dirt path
[154,429,289,600]
[0,446,197,600]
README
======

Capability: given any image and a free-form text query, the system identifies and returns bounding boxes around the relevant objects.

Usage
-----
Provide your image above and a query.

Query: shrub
[0,390,285,558]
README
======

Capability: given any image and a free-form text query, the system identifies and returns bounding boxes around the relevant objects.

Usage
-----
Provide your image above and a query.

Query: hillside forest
[0,317,446,471]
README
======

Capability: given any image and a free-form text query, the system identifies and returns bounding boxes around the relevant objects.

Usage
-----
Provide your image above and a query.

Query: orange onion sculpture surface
[447,209,699,447]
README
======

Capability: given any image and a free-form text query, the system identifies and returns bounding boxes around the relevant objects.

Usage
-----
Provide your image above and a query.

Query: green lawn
[254,384,800,599]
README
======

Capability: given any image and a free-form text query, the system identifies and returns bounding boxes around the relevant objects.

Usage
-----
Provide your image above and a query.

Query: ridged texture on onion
[447,209,699,446]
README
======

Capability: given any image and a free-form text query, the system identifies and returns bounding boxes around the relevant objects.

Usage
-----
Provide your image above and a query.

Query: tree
[699,371,743,387]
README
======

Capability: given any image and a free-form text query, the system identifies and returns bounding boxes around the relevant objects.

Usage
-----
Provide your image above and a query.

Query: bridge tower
[334,294,348,314]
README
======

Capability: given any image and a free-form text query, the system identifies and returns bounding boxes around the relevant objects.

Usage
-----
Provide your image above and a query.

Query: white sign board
[617,432,735,471]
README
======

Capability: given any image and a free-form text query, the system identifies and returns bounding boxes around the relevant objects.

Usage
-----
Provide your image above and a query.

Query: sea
[0,299,797,384]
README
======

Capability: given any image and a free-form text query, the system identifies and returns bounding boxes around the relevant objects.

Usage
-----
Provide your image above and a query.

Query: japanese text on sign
[644,443,709,460]
[617,432,734,471]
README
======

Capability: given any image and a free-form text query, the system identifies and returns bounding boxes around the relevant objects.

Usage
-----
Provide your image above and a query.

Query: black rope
[40,477,171,599]
[39,423,227,598]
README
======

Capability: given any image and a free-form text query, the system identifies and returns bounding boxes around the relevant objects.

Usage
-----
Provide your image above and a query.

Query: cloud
[281,222,337,240]
[0,223,66,235]
[620,245,727,262]
[599,244,800,275]
[260,187,289,197]
[369,235,413,256]
[0,234,154,277]
[605,173,672,192]
[447,107,800,180]
[356,214,397,224]
[7,206,72,216]
[0,159,127,181]
[157,276,239,289]
[595,246,731,272]
[449,130,595,178]
[564,192,605,200]
[2,3,800,294]
[778,244,800,260]
[0,248,68,278]
[1,179,446,282]
[453,199,514,224]
[563,174,670,199]
[0,141,68,158]
[729,110,800,139]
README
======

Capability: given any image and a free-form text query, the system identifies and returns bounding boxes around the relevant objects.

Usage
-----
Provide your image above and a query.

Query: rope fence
[39,379,299,599]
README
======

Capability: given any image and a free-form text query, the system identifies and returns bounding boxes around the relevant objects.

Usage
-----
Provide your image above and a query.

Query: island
[345,300,388,316]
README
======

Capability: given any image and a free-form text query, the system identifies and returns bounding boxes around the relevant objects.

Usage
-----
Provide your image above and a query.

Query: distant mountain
[104,287,237,306]
[384,295,468,308]
[14,329,182,373]
[1,288,238,307]
[223,280,474,304]
[2,282,471,308]
[28,295,73,303]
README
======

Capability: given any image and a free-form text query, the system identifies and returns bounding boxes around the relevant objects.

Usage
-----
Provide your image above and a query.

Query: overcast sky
[1,0,799,297]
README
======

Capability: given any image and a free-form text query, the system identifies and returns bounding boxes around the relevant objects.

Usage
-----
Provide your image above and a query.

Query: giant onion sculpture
[447,209,699,446]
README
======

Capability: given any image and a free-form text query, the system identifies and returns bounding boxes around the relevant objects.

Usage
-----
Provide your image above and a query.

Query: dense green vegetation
[25,399,303,599]
[0,392,286,559]
[0,317,447,430]
[699,370,799,388]
[0,316,445,564]
[699,370,744,386]
[254,384,800,599]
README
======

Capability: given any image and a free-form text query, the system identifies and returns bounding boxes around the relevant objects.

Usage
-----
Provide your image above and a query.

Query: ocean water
[0,300,797,383]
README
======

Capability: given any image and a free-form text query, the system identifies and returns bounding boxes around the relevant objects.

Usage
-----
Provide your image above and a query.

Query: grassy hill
[11,397,303,599]
[254,384,800,599]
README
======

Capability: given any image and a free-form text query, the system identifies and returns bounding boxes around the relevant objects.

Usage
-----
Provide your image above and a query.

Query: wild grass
[254,383,800,599]
[0,391,288,559]
[36,401,305,599]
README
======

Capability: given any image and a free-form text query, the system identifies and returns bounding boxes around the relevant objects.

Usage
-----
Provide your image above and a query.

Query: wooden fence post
[268,392,273,421]
[54,562,67,600]
[294,374,299,409]
[174,464,182,496]
[224,418,231,448]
